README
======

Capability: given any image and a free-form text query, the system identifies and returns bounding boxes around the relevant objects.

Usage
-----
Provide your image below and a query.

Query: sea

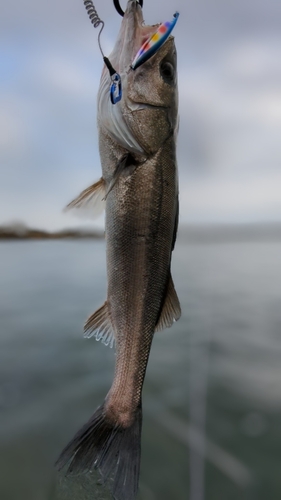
[0,234,280,500]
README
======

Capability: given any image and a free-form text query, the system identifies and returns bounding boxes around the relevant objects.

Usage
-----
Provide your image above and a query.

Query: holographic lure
[131,11,179,70]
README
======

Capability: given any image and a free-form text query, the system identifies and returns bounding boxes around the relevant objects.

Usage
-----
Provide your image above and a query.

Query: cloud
[180,172,281,223]
[36,55,99,97]
[177,36,281,179]
[0,103,27,155]
[0,0,280,228]
[221,38,281,81]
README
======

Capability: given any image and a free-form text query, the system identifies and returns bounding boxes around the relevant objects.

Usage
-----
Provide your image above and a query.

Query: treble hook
[113,0,143,17]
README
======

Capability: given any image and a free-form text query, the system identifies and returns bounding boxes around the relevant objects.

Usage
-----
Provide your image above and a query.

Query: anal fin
[84,301,115,348]
[64,177,106,220]
[155,275,181,333]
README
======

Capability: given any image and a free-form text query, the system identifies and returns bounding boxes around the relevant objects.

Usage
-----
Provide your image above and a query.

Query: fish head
[126,36,178,155]
[98,0,178,156]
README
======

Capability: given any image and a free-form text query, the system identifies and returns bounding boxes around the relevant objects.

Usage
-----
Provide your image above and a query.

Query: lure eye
[160,61,175,84]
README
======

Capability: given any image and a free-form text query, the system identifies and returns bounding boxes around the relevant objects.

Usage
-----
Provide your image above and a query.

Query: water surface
[0,238,280,500]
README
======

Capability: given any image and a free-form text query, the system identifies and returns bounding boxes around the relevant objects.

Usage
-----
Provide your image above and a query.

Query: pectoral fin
[104,154,137,200]
[155,275,181,332]
[84,301,115,348]
[64,178,106,219]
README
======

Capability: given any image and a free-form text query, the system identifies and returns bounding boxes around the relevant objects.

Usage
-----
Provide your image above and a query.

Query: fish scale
[56,2,180,499]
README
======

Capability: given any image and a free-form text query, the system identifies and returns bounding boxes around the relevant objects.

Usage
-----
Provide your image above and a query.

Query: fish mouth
[111,1,160,72]
[123,0,146,26]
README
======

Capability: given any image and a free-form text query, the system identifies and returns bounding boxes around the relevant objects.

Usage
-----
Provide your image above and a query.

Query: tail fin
[55,402,142,500]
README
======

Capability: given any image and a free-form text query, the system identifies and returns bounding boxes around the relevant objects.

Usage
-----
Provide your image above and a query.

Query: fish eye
[160,61,175,84]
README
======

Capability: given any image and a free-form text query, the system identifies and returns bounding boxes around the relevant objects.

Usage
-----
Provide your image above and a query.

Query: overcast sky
[0,0,280,229]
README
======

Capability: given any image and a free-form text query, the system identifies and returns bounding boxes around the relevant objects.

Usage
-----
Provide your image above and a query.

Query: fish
[56,1,180,499]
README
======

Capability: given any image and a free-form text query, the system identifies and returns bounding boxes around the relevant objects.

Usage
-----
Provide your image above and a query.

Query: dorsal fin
[155,274,181,332]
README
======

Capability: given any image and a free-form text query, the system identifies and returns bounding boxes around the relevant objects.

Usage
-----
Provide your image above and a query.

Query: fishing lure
[131,12,179,70]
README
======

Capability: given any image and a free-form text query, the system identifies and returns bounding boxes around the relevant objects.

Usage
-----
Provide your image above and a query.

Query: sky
[0,0,280,230]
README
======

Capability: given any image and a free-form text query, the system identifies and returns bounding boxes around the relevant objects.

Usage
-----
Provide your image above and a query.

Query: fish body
[56,2,180,499]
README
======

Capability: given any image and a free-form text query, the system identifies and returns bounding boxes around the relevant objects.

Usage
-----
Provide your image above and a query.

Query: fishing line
[83,0,105,56]
[82,1,178,103]
[82,0,123,104]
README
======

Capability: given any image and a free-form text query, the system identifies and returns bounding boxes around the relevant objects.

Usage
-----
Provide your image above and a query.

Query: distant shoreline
[1,222,281,243]
[0,226,104,240]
